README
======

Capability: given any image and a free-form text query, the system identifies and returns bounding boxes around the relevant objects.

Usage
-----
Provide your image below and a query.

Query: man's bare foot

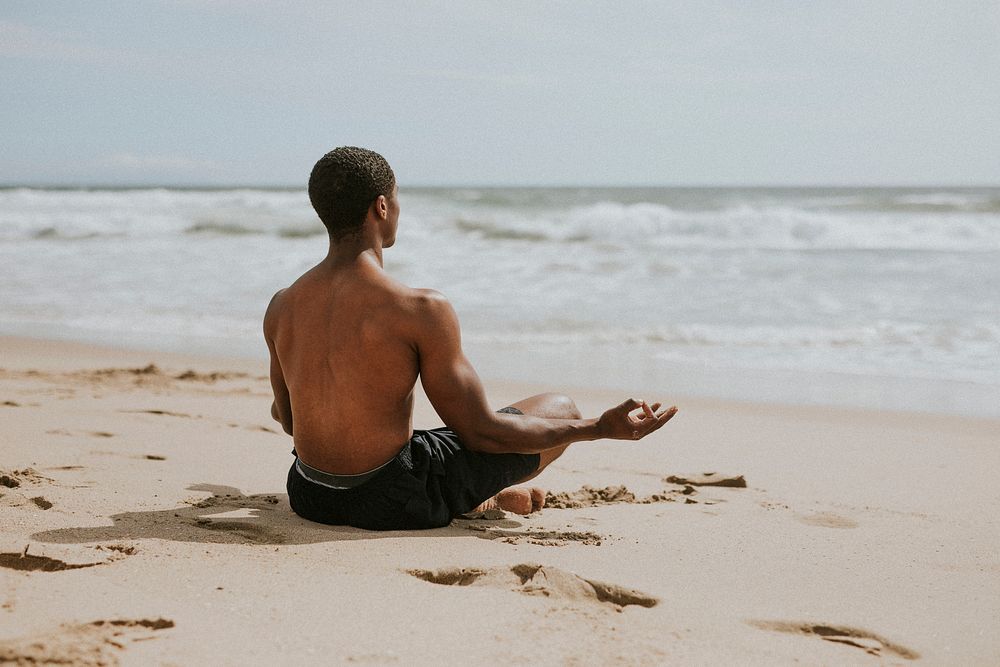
[529,487,546,512]
[474,486,545,515]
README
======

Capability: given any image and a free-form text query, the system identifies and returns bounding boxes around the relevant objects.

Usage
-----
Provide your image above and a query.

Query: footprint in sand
[1,469,60,509]
[0,494,56,511]
[1,543,136,572]
[0,550,101,572]
[0,618,173,665]
[0,470,63,511]
[664,472,747,488]
[0,468,54,488]
[408,563,657,610]
[749,620,919,660]
[796,512,859,529]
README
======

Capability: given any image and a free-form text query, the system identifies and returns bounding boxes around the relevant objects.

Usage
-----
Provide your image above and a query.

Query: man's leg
[479,393,581,514]
[503,392,580,482]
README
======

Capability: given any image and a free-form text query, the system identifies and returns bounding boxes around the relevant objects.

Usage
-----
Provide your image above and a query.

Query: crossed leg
[476,392,582,515]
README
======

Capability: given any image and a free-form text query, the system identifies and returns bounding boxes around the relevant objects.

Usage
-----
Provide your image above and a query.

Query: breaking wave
[443,201,1000,252]
[2,185,998,397]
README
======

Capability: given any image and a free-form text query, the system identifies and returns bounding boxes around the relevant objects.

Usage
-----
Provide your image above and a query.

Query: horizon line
[2,182,999,190]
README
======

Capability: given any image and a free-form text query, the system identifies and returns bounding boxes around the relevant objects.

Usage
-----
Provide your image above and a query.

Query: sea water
[1,186,998,416]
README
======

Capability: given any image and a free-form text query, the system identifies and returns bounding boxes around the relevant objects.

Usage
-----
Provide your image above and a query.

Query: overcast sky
[2,1,998,186]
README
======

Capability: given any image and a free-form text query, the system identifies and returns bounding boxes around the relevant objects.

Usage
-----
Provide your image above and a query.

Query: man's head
[308,147,396,241]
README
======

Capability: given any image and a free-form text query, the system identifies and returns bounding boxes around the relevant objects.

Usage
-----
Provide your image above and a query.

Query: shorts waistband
[294,456,394,490]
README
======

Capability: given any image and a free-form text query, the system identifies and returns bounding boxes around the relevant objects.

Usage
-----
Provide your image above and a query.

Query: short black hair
[308,146,395,239]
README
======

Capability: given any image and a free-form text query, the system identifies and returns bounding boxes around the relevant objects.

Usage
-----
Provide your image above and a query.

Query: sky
[2,1,999,187]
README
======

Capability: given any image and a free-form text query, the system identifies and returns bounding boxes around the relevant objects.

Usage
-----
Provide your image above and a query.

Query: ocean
[2,186,998,417]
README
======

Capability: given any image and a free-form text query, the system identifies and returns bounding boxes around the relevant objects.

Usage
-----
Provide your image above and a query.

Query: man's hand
[597,398,678,441]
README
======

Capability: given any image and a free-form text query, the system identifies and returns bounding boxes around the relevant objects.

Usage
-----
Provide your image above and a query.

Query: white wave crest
[438,200,1000,252]
[0,187,317,241]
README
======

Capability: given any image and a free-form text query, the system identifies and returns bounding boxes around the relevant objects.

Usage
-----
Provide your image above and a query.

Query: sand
[1,334,998,665]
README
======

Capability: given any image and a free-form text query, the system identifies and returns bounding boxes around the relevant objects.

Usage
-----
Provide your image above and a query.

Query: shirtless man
[265,146,678,531]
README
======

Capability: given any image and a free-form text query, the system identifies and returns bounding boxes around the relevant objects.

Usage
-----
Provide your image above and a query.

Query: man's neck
[324,233,384,269]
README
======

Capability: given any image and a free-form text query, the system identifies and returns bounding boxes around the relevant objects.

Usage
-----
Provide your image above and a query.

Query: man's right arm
[264,290,293,436]
[412,290,676,454]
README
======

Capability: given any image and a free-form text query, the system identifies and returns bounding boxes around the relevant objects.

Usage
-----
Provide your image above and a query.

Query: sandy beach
[0,335,996,665]
[5,1,1000,663]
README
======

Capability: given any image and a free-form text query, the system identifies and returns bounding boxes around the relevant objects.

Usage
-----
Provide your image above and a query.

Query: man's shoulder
[400,286,454,318]
[375,285,458,342]
[268,287,289,304]
[263,288,287,326]
[408,286,448,307]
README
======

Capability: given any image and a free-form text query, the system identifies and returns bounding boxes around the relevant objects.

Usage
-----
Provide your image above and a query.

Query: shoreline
[3,329,997,420]
[1,334,998,664]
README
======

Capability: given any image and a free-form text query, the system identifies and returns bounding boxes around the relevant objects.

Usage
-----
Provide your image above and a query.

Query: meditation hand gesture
[597,399,678,441]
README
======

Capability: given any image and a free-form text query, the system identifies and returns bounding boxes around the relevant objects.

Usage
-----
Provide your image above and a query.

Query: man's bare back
[266,246,444,474]
[267,147,677,529]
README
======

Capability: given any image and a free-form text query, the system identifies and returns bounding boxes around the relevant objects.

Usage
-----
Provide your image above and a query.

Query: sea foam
[1,186,998,413]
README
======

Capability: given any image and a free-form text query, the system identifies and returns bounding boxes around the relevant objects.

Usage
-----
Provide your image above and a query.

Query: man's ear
[373,195,388,220]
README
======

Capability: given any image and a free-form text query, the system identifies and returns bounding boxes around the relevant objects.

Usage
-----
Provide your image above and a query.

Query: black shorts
[286,408,541,531]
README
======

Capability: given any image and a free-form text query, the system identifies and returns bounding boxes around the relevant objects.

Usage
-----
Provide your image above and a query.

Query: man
[265,146,678,531]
